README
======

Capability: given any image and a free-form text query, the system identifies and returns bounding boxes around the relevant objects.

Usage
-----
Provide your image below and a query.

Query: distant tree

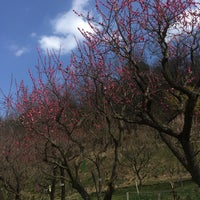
[122,130,156,188]
[0,119,35,200]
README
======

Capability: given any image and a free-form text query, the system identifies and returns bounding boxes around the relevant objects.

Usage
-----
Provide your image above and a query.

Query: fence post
[158,192,161,200]
[126,192,129,200]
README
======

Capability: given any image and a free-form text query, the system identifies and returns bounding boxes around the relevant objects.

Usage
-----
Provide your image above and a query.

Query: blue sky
[0,0,94,96]
[1,0,200,98]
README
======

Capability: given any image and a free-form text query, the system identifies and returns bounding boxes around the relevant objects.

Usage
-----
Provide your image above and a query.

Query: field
[111,180,200,200]
[33,179,200,200]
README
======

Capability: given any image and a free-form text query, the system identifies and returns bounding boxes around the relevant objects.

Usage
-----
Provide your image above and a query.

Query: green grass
[69,180,200,200]
[21,179,200,200]
[110,180,200,200]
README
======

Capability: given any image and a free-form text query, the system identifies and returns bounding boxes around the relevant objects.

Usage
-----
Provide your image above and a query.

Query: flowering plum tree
[11,54,92,199]
[4,49,127,200]
[4,1,200,199]
[72,0,200,186]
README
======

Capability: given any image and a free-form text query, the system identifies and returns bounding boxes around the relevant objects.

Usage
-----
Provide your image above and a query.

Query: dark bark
[14,175,21,200]
[157,31,200,187]
[103,135,120,200]
[160,133,200,187]
[63,156,90,200]
[0,190,4,200]
[60,167,65,200]
[71,182,91,200]
[15,193,20,200]
[49,167,57,200]
[179,137,200,186]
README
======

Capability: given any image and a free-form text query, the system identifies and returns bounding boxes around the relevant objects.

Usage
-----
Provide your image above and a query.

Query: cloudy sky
[1,0,200,97]
[0,0,94,95]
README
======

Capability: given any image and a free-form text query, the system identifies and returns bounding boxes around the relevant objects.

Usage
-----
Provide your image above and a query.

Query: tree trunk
[103,137,120,200]
[60,167,65,200]
[0,190,4,200]
[15,178,21,200]
[49,167,57,200]
[189,167,200,186]
[103,182,114,200]
[15,193,20,200]
[161,133,200,186]
[71,182,91,200]
[49,180,56,200]
[180,138,200,186]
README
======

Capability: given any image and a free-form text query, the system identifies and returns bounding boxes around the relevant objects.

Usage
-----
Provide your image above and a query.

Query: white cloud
[39,36,62,50]
[9,45,29,57]
[166,1,200,42]
[52,12,91,37]
[39,0,93,54]
[39,35,77,52]
[72,0,89,11]
[15,47,28,57]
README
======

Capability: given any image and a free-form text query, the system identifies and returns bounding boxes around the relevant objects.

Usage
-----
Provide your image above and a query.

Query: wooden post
[158,192,161,200]
[126,192,129,200]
